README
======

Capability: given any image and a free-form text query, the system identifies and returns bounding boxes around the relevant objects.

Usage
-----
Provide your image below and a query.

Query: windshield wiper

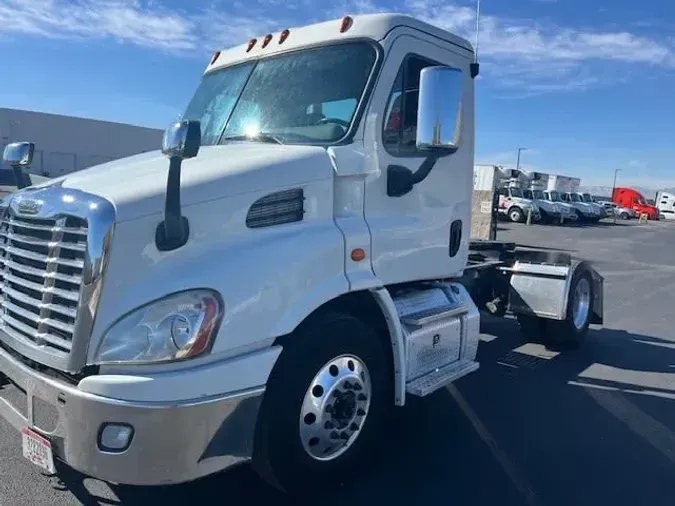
[220,133,284,145]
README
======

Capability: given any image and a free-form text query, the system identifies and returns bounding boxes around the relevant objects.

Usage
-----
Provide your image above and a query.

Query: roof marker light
[279,29,290,44]
[340,15,353,33]
[246,38,257,52]
[210,51,221,65]
[262,34,273,48]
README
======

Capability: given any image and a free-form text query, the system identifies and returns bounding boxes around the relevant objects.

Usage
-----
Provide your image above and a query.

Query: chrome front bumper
[0,346,264,485]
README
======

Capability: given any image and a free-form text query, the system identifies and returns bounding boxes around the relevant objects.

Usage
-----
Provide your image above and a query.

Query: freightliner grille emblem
[17,199,42,215]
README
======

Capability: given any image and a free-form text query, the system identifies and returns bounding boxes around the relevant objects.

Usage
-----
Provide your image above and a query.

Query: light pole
[612,168,622,224]
[516,147,527,172]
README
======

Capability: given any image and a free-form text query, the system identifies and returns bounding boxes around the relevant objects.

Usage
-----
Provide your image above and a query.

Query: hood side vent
[246,188,305,229]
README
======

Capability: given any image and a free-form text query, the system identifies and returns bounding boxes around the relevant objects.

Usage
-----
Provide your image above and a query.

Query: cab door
[362,33,474,285]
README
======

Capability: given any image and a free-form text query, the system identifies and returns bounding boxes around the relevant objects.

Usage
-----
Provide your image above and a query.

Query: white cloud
[0,0,198,50]
[1,0,674,94]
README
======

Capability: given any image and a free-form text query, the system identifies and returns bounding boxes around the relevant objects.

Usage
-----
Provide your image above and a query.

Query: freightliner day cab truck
[0,14,604,495]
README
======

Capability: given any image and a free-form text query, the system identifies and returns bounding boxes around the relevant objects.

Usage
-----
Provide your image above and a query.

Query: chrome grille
[0,212,88,354]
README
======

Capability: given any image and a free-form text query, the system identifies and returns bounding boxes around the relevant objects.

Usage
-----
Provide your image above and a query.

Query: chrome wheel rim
[299,355,371,461]
[572,278,591,330]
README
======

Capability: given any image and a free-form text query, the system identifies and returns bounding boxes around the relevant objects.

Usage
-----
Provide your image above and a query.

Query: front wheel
[509,207,524,223]
[252,312,392,494]
[620,212,629,220]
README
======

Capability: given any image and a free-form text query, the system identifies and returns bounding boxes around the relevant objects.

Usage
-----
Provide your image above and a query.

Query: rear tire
[252,311,393,495]
[516,270,593,349]
[545,270,593,349]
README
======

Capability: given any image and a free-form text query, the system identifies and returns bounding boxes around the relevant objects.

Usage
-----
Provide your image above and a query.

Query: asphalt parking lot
[1,218,675,505]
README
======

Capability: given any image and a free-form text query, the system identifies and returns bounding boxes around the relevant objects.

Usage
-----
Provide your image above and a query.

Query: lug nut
[357,408,366,416]
[350,422,360,431]
[330,431,339,440]
[353,383,362,391]
[357,393,367,401]
[340,432,349,440]
[344,381,353,390]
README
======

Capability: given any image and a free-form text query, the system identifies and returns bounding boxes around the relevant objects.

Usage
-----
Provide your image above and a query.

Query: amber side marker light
[262,33,273,48]
[279,29,290,44]
[210,51,221,64]
[246,38,257,52]
[351,248,366,262]
[340,15,353,33]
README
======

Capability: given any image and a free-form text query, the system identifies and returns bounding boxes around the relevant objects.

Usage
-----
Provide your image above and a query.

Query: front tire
[509,207,524,223]
[252,312,392,494]
[620,212,629,220]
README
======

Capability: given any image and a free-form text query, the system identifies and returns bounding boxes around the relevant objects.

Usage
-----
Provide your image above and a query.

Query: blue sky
[1,0,674,188]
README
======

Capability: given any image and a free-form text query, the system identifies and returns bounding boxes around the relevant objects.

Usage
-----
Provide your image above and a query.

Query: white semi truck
[548,174,599,222]
[474,165,540,223]
[656,191,675,219]
[520,170,573,224]
[0,14,604,495]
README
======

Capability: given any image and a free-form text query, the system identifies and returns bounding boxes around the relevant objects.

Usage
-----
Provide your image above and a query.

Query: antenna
[471,0,481,78]
[475,0,481,63]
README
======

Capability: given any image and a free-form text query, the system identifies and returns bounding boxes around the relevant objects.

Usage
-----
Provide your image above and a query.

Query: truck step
[406,360,479,397]
[400,304,471,327]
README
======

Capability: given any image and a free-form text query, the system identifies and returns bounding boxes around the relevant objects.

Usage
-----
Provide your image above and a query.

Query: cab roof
[205,13,474,74]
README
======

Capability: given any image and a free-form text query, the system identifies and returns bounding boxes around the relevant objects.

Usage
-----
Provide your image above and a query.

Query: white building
[0,108,163,177]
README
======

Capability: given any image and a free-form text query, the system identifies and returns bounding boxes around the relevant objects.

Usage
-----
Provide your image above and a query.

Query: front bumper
[0,346,267,486]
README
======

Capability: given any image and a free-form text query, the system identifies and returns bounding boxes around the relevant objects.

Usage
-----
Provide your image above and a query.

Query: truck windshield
[570,193,581,202]
[548,191,561,201]
[582,193,594,203]
[532,190,545,200]
[509,188,523,198]
[523,190,534,199]
[182,42,377,146]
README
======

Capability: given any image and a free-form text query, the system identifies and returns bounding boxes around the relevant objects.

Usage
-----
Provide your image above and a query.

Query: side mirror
[3,142,35,167]
[416,66,463,152]
[3,142,35,190]
[162,120,201,159]
[156,120,201,252]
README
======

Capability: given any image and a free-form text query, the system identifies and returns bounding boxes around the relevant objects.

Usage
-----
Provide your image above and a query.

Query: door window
[382,54,459,156]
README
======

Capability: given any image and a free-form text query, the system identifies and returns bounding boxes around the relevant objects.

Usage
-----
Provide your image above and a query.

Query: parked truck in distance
[547,175,598,222]
[519,170,573,224]
[0,14,605,495]
[613,187,659,220]
[494,167,541,223]
[655,191,675,220]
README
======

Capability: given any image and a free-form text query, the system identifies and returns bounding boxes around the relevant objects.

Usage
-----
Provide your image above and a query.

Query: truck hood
[510,197,539,211]
[46,144,333,222]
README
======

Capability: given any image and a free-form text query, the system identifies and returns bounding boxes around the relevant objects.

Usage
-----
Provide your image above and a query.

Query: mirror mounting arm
[387,150,456,197]
[155,120,201,252]
[156,156,189,251]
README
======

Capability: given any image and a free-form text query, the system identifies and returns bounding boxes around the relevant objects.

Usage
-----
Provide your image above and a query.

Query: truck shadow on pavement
[52,317,675,506]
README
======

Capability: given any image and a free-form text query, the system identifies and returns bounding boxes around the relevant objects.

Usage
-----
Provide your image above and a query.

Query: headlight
[94,290,222,365]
